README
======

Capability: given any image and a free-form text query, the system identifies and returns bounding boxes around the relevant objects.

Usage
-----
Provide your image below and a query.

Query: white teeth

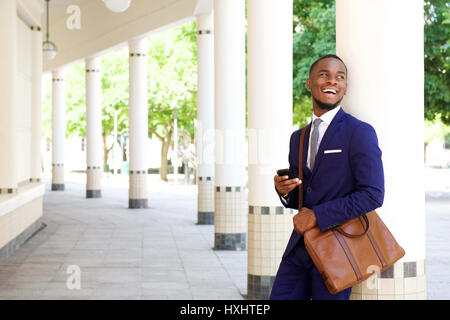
[323,89,336,94]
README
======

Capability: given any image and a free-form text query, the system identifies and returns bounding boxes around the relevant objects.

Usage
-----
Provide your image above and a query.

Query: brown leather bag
[297,125,405,295]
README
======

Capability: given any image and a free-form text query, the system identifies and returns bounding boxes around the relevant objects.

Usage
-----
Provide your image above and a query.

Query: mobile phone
[277,168,294,180]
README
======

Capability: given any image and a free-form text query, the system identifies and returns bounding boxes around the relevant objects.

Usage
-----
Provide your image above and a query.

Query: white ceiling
[46,0,212,24]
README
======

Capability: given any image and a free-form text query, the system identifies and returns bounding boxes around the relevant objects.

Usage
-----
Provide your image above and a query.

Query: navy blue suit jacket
[281,108,385,259]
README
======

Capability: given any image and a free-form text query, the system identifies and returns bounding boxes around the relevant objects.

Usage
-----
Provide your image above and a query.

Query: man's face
[306,58,347,110]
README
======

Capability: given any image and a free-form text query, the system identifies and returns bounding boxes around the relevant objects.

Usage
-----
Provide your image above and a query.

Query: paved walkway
[424,168,450,300]
[0,173,247,300]
[0,169,449,300]
[426,190,450,300]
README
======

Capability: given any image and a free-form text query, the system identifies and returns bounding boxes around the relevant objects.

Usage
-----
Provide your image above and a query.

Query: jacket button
[307,187,312,193]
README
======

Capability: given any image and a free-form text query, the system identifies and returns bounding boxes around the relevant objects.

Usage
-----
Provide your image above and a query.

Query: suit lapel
[311,108,347,178]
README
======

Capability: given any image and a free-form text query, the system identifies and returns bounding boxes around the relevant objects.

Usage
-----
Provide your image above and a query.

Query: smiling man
[270,54,385,300]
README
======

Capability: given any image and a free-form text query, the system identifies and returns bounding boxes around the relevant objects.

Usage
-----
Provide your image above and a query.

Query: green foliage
[145,21,197,180]
[101,47,129,140]
[65,62,86,138]
[424,0,450,125]
[293,0,336,127]
[147,21,197,143]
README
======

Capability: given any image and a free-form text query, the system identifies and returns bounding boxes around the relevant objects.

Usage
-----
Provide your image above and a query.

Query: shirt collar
[312,106,341,126]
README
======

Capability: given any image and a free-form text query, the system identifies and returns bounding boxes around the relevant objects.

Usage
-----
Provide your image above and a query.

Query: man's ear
[306,78,311,91]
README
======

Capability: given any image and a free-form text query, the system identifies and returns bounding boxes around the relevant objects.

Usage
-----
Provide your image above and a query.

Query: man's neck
[313,105,337,118]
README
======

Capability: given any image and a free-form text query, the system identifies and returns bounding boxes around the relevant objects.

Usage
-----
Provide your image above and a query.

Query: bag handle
[297,125,370,238]
[335,215,369,238]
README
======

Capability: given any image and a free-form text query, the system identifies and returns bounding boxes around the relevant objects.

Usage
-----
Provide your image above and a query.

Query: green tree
[147,21,197,181]
[61,49,130,171]
[293,0,336,127]
[101,48,129,170]
[424,0,450,125]
[65,62,86,138]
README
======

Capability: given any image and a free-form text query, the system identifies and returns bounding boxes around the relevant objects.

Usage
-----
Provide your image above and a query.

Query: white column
[214,0,247,250]
[247,0,294,299]
[85,56,103,198]
[52,69,66,191]
[128,37,148,208]
[196,12,215,225]
[30,26,43,184]
[336,0,426,300]
[0,0,18,195]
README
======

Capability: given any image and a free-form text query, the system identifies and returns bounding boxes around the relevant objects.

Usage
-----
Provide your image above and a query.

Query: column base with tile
[129,170,148,208]
[247,205,295,299]
[198,176,214,225]
[86,166,102,198]
[214,186,247,250]
[51,163,64,191]
[350,260,426,300]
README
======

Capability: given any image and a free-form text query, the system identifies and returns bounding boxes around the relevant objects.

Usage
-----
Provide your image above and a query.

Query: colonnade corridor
[2,0,445,301]
[0,173,246,300]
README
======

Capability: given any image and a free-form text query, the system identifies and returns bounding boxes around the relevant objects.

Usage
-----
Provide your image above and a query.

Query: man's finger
[277,180,302,195]
[274,175,289,182]
[279,178,302,187]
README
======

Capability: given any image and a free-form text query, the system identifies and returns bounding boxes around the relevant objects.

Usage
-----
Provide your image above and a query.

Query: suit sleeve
[312,123,385,232]
[278,131,299,209]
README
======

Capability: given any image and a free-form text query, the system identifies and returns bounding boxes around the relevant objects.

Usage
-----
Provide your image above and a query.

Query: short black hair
[309,54,348,76]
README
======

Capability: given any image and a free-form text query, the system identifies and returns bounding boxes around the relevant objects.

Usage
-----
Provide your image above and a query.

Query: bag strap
[297,126,308,211]
[297,124,370,238]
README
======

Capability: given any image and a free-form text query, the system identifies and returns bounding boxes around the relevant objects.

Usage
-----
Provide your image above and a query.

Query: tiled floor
[0,174,247,300]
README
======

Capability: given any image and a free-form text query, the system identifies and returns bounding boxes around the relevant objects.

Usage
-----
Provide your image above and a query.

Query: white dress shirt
[279,106,342,204]
[307,106,341,170]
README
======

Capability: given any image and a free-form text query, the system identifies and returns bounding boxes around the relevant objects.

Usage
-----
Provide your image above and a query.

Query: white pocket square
[324,149,342,154]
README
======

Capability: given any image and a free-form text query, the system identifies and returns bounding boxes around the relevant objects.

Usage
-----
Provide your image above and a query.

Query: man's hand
[273,175,302,198]
[293,207,318,235]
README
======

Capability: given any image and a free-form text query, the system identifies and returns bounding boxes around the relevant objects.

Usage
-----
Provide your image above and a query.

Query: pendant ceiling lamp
[103,0,132,13]
[42,0,57,60]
